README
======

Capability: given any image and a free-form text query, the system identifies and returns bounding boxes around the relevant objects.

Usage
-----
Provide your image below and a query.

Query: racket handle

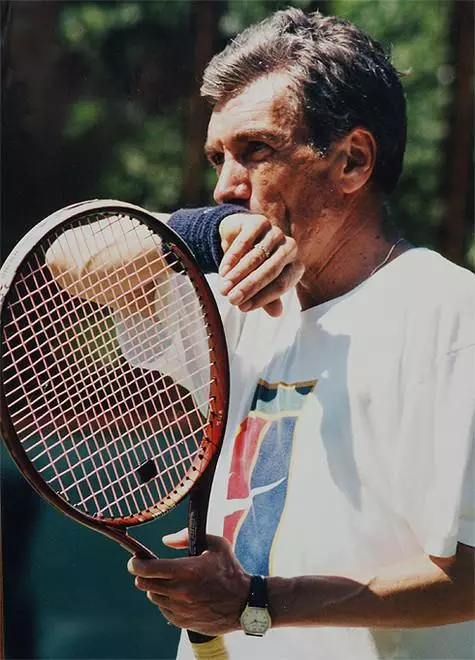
[187,450,219,555]
[189,635,229,659]
[187,453,222,651]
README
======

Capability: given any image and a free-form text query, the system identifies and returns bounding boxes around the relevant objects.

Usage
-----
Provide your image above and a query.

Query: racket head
[0,200,229,541]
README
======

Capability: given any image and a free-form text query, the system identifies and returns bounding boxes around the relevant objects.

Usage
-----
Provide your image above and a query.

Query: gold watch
[239,575,272,637]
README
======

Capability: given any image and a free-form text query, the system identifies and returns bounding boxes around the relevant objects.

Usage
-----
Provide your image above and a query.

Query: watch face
[240,606,271,636]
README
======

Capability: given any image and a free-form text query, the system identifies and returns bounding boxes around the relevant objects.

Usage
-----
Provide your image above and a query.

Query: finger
[147,590,174,608]
[224,240,299,307]
[128,556,191,578]
[239,261,305,313]
[156,604,190,631]
[263,299,284,317]
[134,576,192,602]
[158,605,178,624]
[162,527,189,549]
[219,215,271,277]
[220,226,285,295]
[136,575,165,592]
[135,576,173,595]
[218,212,253,254]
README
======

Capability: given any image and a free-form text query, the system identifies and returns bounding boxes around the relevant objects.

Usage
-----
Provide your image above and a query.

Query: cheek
[248,160,338,233]
[285,170,332,222]
[285,171,343,249]
[247,166,289,221]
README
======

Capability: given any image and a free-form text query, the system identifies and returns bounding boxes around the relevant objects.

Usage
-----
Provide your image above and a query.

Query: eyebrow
[204,128,286,156]
[234,129,285,145]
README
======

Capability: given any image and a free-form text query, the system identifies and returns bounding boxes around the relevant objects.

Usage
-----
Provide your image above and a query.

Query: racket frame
[0,199,229,559]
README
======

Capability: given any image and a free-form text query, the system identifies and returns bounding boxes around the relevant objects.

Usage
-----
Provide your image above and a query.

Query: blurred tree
[439,0,474,266]
[182,1,223,205]
[1,1,67,258]
[332,0,466,258]
[4,0,468,260]
[57,0,193,211]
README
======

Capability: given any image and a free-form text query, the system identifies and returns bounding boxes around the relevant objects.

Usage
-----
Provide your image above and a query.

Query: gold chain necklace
[368,238,404,278]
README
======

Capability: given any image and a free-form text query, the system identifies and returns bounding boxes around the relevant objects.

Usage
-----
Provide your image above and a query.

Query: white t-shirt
[120,248,475,659]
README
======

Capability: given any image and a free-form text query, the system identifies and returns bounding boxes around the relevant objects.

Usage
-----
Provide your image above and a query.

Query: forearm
[46,206,240,311]
[268,543,474,629]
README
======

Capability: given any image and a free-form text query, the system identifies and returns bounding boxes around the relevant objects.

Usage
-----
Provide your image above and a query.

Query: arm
[268,542,474,628]
[45,214,170,317]
[45,205,303,318]
[127,533,474,636]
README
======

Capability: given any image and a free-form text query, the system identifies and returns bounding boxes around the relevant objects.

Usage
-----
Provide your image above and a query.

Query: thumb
[219,214,245,249]
[162,527,189,549]
[202,533,234,553]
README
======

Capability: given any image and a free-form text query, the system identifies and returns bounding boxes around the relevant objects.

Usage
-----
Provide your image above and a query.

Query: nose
[213,157,251,205]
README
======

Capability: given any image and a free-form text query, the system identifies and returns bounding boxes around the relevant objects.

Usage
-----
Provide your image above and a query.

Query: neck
[296,197,405,310]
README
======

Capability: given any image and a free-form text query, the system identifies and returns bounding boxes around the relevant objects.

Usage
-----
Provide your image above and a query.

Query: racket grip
[189,635,229,659]
[187,450,218,556]
[187,453,222,651]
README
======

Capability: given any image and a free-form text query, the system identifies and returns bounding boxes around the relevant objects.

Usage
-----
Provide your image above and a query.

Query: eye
[243,141,273,162]
[207,151,224,168]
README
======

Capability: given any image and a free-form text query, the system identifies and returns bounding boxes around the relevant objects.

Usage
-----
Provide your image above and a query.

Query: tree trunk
[182,0,223,206]
[439,0,474,266]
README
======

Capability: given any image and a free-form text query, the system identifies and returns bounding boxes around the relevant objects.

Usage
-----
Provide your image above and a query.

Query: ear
[334,127,376,194]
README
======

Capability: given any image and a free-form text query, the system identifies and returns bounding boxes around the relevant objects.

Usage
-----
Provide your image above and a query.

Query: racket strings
[2,246,181,392]
[5,245,208,411]
[2,226,172,347]
[3,253,207,404]
[5,292,214,513]
[40,390,209,500]
[2,214,220,521]
[12,326,212,448]
[4,306,210,520]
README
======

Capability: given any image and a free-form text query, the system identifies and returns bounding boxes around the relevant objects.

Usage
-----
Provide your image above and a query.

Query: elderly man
[50,8,474,660]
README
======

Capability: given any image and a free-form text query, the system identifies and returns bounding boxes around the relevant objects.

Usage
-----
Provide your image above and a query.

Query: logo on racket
[223,379,316,575]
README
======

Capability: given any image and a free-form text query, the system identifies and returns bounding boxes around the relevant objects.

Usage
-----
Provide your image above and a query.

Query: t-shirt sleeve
[396,340,475,558]
[114,274,244,404]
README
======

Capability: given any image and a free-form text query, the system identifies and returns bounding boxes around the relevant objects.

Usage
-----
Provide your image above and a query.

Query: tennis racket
[0,199,230,659]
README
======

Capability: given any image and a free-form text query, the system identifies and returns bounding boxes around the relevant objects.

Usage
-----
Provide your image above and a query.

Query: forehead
[206,73,300,146]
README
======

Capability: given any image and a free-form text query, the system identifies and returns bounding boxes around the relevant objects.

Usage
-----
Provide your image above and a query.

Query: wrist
[239,575,272,636]
[266,575,295,627]
[168,204,245,273]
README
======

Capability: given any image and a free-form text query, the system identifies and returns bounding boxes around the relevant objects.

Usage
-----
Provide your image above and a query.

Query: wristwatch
[239,574,272,637]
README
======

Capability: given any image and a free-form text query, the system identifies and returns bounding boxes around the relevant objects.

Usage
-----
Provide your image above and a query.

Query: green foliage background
[50,0,469,255]
[335,0,452,248]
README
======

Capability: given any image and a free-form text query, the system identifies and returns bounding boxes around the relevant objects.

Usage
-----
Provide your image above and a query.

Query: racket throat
[95,522,157,560]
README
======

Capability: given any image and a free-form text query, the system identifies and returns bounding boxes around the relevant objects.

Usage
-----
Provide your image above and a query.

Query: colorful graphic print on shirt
[223,379,317,576]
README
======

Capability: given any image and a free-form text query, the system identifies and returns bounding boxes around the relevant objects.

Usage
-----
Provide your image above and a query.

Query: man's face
[205,73,343,258]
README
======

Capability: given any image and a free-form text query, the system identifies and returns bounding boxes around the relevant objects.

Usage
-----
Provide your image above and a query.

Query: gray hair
[201,8,407,195]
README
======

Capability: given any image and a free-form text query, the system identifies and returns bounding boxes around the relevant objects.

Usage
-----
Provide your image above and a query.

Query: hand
[219,214,304,317]
[45,216,169,318]
[127,529,251,636]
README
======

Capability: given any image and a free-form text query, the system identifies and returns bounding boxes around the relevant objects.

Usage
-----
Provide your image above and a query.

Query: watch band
[248,574,269,608]
[240,574,272,637]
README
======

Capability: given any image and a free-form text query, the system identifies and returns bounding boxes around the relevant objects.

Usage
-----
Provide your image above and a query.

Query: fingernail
[228,289,244,304]
[219,263,230,277]
[219,278,233,295]
[239,301,252,312]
